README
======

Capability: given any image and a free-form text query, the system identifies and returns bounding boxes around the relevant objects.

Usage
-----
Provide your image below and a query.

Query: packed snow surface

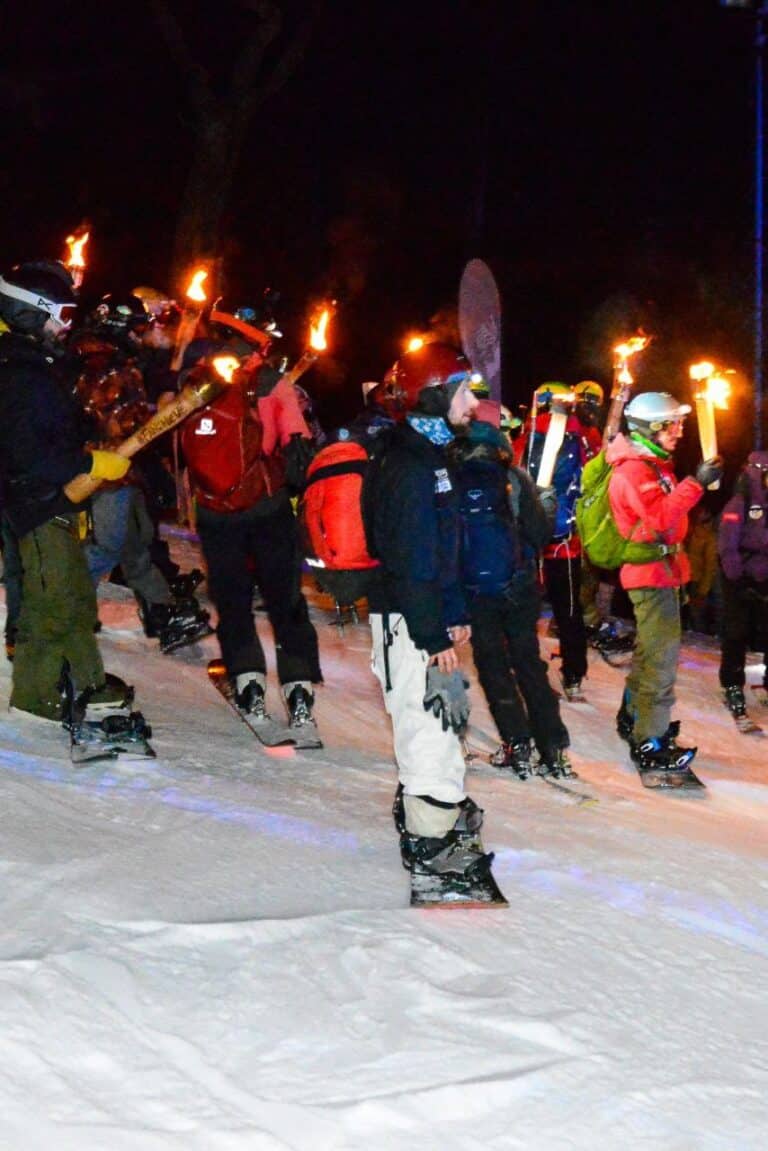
[1,535,767,1150]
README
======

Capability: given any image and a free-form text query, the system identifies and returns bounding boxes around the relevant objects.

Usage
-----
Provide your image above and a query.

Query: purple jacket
[718,451,768,583]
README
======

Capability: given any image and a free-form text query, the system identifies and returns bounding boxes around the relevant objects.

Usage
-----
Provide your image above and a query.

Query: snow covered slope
[0,543,766,1150]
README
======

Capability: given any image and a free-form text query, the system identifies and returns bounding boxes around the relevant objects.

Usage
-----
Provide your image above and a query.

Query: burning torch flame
[613,333,651,387]
[212,355,240,384]
[406,336,425,353]
[309,308,331,352]
[65,232,89,272]
[185,269,208,304]
[613,335,651,362]
[689,362,731,409]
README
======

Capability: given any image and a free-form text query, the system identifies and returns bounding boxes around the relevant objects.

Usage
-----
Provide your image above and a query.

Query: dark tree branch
[149,0,215,116]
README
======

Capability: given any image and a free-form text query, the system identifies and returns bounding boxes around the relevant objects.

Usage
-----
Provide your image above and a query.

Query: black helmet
[94,292,152,334]
[0,259,78,336]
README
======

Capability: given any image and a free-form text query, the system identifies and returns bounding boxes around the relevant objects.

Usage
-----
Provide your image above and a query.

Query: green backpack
[575,450,673,569]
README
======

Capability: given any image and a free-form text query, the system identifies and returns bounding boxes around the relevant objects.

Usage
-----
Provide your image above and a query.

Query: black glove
[537,484,558,524]
[423,666,471,734]
[283,433,314,492]
[695,456,723,489]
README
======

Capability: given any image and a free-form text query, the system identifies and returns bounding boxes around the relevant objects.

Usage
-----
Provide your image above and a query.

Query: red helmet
[382,342,470,417]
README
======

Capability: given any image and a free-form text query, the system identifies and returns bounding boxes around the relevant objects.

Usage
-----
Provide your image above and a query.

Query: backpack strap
[303,459,368,490]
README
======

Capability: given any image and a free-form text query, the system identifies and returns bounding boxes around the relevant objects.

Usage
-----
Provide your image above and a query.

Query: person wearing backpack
[717,451,768,729]
[181,327,322,735]
[451,415,572,779]
[515,383,601,701]
[607,392,722,775]
[362,342,506,907]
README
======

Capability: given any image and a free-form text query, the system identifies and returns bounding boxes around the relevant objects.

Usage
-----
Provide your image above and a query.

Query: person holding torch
[607,392,723,780]
[0,260,134,721]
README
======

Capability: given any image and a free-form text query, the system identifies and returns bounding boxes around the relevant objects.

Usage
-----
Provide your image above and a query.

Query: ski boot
[616,690,634,743]
[234,675,268,722]
[284,682,318,731]
[139,597,213,654]
[536,747,577,779]
[561,675,586,703]
[76,673,135,722]
[168,568,205,599]
[392,787,507,909]
[722,685,761,733]
[489,738,534,779]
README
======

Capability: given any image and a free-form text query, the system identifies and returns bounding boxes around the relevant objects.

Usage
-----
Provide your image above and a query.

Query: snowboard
[458,258,502,403]
[632,748,705,791]
[207,660,323,749]
[60,669,155,764]
[70,712,156,764]
[410,856,509,910]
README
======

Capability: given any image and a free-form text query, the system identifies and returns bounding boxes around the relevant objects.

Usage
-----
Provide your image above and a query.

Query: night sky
[1,1,761,454]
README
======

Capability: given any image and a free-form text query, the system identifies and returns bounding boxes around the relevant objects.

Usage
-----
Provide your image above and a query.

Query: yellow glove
[89,450,131,481]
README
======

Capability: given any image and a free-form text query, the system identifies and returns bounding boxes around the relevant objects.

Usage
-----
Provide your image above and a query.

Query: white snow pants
[370,613,467,804]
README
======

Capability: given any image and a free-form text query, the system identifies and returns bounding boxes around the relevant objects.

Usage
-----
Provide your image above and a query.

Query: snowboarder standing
[363,343,506,908]
[451,414,572,779]
[0,260,133,720]
[717,450,768,729]
[607,392,722,776]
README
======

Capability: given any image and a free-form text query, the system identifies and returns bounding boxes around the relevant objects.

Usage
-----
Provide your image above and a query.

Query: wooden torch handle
[63,374,225,504]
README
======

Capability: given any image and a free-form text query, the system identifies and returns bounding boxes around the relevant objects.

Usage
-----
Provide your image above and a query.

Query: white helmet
[624,392,691,435]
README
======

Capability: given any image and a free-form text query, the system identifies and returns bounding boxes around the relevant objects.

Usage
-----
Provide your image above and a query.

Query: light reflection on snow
[493,848,768,955]
[0,748,358,851]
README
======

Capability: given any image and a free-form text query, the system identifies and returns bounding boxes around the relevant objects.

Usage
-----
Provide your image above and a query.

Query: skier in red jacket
[607,392,722,776]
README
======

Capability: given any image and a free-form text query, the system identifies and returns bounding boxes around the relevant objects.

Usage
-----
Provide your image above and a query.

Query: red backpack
[299,440,380,573]
[181,383,284,513]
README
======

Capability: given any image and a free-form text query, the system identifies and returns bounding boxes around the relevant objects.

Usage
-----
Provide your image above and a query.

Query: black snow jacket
[0,331,92,538]
[363,420,468,655]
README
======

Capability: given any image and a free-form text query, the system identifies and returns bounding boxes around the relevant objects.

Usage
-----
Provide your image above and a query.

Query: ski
[536,775,599,805]
[733,713,764,735]
[458,258,502,402]
[207,660,323,750]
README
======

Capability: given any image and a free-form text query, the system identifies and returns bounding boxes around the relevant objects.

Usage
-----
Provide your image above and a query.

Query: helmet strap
[629,430,670,460]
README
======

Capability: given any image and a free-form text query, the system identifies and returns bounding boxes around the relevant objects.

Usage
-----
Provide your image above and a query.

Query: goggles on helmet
[0,275,78,329]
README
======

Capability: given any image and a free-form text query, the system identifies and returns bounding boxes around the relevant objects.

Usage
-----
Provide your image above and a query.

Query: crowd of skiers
[1,255,766,907]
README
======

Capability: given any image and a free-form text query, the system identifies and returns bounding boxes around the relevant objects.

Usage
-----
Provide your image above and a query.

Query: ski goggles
[0,275,77,329]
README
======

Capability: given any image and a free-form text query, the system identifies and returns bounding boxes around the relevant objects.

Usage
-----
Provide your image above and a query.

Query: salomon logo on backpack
[181,384,283,513]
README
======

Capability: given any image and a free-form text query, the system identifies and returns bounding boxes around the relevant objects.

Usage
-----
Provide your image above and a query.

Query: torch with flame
[536,393,576,489]
[690,361,731,488]
[603,333,652,445]
[63,357,230,505]
[170,267,209,372]
[64,228,90,290]
[281,303,335,389]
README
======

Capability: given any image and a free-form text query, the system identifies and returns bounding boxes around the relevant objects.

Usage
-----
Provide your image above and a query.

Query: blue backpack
[455,456,522,594]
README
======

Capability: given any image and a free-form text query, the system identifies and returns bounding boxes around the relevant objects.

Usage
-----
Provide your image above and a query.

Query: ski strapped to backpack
[575,450,683,569]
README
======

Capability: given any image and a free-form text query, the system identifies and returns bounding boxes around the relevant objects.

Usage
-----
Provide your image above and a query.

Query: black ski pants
[719,574,768,690]
[197,492,321,686]
[542,554,588,683]
[469,588,569,757]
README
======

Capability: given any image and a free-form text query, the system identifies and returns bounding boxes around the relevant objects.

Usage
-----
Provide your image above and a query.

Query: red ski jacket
[606,433,703,590]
